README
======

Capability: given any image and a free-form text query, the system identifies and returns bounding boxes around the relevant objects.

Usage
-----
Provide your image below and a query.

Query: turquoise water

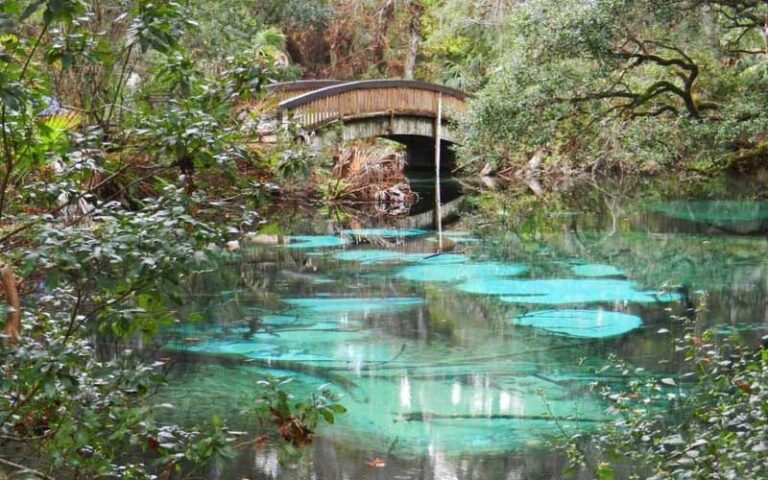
[647,200,768,227]
[160,179,768,479]
[512,310,643,338]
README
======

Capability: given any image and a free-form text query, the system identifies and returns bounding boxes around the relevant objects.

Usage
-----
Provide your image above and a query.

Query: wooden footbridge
[267,80,470,169]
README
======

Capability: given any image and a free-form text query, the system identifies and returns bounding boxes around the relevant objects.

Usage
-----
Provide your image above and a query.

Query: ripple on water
[571,264,623,277]
[284,235,349,249]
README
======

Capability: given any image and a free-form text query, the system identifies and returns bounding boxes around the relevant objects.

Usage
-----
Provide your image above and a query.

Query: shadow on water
[406,171,463,216]
[155,174,768,480]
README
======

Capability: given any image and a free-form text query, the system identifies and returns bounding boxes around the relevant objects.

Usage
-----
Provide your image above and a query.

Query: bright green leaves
[136,104,232,173]
[558,327,768,479]
[20,0,86,24]
[24,186,222,338]
[250,377,346,463]
[41,0,86,24]
[460,0,768,173]
[182,415,236,473]
[138,44,278,176]
[153,50,198,96]
[126,1,194,54]
[0,33,29,110]
[0,0,304,478]
[222,48,273,102]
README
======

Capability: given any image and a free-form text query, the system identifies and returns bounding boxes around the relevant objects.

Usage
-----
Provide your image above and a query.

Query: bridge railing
[265,80,346,103]
[235,80,346,115]
[277,80,469,128]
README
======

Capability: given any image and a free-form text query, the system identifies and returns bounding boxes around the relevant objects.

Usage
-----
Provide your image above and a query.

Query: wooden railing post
[434,92,442,173]
[434,92,443,244]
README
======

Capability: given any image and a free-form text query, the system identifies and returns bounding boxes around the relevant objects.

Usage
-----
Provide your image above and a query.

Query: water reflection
[161,177,768,479]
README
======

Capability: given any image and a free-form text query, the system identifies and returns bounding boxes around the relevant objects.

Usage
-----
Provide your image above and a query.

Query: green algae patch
[648,200,768,228]
[458,278,679,305]
[512,309,642,338]
[284,235,349,249]
[332,250,467,265]
[283,297,425,313]
[572,264,623,277]
[397,262,527,283]
[417,253,469,264]
[341,228,429,239]
[332,250,405,264]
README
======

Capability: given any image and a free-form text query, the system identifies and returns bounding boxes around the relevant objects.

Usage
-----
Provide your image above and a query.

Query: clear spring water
[158,177,768,479]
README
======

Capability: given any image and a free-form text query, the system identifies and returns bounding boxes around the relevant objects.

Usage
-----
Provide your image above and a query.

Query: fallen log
[400,411,604,423]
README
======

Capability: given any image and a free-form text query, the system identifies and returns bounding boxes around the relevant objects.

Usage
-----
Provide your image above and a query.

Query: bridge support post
[279,110,288,131]
[434,93,442,174]
[434,92,443,247]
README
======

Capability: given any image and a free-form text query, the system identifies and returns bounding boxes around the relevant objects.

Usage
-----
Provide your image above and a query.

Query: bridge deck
[277,80,469,128]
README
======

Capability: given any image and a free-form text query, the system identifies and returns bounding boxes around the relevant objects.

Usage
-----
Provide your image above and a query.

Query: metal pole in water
[434,92,443,250]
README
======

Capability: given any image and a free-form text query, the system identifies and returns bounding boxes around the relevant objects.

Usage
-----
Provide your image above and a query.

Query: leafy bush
[559,322,768,479]
[459,0,768,174]
[0,1,341,478]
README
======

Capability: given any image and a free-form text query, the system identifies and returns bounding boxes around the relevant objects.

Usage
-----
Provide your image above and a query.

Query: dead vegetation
[1,264,20,343]
[327,141,417,215]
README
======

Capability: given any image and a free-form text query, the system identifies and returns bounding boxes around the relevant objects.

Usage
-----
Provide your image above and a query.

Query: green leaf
[21,0,44,20]
[320,409,334,424]
[597,464,614,480]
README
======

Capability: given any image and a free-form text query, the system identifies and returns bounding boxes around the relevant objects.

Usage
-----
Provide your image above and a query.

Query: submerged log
[727,141,768,171]
[164,349,360,393]
[242,233,284,246]
[400,412,604,423]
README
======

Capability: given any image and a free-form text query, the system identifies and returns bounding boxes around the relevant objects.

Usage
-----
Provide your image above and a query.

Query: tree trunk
[1,264,20,342]
[763,14,768,57]
[404,0,424,80]
[285,34,305,67]
[373,0,396,75]
[700,5,719,49]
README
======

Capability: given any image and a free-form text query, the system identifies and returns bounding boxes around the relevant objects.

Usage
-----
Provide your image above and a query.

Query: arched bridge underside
[275,80,469,170]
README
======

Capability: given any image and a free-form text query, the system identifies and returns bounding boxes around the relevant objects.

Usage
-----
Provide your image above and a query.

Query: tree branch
[0,456,55,480]
[1,264,20,342]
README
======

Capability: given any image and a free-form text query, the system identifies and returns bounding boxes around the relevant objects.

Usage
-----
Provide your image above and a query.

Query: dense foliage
[460,0,768,174]
[560,323,768,480]
[0,0,341,478]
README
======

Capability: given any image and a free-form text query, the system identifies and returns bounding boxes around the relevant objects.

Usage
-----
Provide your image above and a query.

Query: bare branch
[0,457,56,480]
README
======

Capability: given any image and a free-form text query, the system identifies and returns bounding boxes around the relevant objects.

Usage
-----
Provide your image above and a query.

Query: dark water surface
[159,176,768,479]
